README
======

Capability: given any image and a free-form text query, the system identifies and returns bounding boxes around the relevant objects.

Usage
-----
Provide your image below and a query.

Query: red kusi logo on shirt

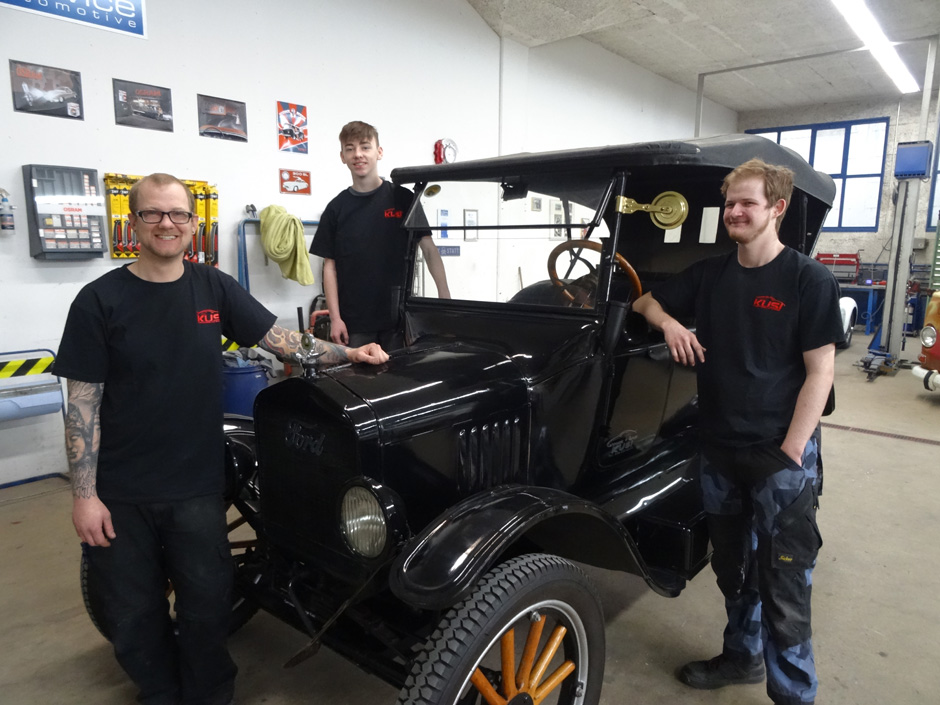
[384,208,403,219]
[197,309,220,324]
[753,296,785,312]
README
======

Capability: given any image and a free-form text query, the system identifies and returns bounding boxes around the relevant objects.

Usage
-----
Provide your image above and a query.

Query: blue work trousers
[700,433,822,705]
[83,495,237,705]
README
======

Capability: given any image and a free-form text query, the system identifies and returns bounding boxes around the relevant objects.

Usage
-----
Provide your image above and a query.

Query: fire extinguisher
[0,189,14,232]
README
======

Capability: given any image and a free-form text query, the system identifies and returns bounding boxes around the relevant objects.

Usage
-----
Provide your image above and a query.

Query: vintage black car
[84,134,835,705]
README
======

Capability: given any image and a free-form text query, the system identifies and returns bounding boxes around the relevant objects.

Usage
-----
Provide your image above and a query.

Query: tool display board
[103,173,219,265]
[22,164,106,260]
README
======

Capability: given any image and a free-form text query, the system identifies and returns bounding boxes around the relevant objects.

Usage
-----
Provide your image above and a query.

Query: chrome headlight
[921,325,937,349]
[340,485,387,558]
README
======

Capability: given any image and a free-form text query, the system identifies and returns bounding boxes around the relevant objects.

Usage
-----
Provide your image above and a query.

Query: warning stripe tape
[0,357,55,378]
[221,338,256,352]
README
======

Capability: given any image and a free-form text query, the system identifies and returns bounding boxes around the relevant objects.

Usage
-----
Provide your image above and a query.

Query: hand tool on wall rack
[121,182,136,254]
[108,182,124,256]
[104,173,139,259]
[207,185,219,266]
[193,185,207,264]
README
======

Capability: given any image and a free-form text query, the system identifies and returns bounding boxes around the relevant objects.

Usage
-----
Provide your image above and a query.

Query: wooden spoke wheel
[398,554,605,705]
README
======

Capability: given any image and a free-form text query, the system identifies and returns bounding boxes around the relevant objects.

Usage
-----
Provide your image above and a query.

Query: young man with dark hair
[632,158,843,705]
[56,172,388,705]
[310,120,450,349]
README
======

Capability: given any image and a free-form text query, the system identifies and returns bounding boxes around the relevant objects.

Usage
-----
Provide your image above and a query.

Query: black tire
[839,315,855,349]
[397,553,605,705]
[79,548,111,640]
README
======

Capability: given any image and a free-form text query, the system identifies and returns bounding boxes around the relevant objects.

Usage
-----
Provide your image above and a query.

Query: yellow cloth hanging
[258,205,315,285]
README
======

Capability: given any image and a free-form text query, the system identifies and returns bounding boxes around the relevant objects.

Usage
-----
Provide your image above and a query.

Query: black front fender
[389,484,654,611]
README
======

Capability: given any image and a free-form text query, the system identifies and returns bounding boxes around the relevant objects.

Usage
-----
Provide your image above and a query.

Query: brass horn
[616,191,689,229]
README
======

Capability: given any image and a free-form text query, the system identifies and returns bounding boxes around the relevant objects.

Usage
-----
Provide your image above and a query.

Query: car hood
[325,341,530,441]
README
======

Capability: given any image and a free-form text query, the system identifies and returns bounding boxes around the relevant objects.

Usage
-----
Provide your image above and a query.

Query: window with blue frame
[747,118,889,232]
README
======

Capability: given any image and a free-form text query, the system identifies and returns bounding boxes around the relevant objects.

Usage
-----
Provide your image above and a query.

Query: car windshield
[404,174,615,309]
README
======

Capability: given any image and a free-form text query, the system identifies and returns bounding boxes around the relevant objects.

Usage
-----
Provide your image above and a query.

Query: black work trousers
[83,495,237,705]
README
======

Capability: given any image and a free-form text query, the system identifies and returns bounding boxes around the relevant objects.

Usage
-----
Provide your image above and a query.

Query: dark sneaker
[678,654,765,689]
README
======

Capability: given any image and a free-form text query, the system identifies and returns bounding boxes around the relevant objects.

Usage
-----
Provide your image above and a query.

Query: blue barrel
[221,365,268,416]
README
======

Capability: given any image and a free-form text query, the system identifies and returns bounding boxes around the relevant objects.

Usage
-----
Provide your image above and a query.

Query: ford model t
[84,134,835,704]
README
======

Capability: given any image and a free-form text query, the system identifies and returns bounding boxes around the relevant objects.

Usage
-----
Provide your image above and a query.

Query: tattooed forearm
[259,325,294,358]
[259,325,352,365]
[65,380,103,499]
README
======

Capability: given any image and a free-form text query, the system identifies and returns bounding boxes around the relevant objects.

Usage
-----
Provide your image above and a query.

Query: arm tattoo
[259,325,352,366]
[65,380,103,499]
[259,325,293,358]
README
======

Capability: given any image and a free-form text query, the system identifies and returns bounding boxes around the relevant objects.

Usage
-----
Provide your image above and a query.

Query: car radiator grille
[457,416,525,492]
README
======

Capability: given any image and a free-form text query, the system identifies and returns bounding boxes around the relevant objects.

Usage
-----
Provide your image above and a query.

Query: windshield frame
[400,173,623,313]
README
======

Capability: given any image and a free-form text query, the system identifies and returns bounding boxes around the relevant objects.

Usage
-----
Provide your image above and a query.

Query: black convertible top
[391,133,836,207]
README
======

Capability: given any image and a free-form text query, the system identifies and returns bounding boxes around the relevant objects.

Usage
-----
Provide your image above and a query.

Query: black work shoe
[678,654,765,689]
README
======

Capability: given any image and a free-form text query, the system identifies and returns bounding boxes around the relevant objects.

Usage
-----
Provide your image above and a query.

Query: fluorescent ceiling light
[831,0,920,93]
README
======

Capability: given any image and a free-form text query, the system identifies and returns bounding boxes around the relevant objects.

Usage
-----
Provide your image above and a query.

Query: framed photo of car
[113,78,173,132]
[277,101,307,153]
[197,94,247,142]
[279,169,310,195]
[10,60,83,120]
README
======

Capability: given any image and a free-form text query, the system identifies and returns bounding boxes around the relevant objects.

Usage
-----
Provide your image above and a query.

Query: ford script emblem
[285,421,326,456]
[601,429,638,463]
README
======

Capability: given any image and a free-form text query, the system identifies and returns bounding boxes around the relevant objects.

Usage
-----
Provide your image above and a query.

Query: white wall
[525,36,736,150]
[0,0,737,485]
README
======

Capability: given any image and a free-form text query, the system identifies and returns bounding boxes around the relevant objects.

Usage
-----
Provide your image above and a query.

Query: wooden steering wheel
[547,239,642,305]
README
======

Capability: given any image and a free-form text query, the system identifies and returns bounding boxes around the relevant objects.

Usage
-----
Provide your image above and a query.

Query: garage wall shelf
[0,349,64,423]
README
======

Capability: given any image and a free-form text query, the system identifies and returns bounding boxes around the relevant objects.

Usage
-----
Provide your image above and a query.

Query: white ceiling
[466,0,940,112]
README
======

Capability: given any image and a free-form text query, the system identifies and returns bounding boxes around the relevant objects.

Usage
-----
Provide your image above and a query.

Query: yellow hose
[258,205,315,285]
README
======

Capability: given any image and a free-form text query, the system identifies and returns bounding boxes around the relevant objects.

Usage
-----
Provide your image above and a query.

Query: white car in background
[838,295,858,348]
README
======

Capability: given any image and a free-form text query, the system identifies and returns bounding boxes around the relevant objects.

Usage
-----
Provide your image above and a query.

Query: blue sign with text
[438,246,460,257]
[1,0,147,38]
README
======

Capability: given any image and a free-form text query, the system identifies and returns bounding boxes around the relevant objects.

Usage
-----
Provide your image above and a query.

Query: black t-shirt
[651,247,843,446]
[309,180,416,332]
[53,262,276,502]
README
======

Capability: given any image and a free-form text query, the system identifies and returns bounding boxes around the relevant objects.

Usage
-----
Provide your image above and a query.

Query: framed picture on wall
[279,169,311,195]
[463,209,478,241]
[113,79,173,132]
[10,60,83,120]
[550,199,568,239]
[197,94,247,142]
[277,101,308,153]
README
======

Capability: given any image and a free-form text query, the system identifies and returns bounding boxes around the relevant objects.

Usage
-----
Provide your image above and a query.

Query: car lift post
[859,37,938,381]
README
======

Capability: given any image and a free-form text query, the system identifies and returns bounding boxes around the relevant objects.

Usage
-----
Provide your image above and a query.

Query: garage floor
[2,335,938,705]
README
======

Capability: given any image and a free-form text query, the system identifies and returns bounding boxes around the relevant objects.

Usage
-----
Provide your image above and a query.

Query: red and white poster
[277,101,307,153]
[279,169,311,195]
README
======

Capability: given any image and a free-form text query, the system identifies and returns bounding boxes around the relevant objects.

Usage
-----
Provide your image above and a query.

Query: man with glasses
[54,173,388,705]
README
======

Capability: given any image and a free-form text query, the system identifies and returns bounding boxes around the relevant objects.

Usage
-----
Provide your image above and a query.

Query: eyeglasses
[136,209,194,224]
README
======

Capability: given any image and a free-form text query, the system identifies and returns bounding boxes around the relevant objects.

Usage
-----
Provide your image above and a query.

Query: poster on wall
[113,79,173,132]
[0,0,147,38]
[9,60,83,120]
[279,169,311,195]
[277,101,308,153]
[197,94,247,142]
